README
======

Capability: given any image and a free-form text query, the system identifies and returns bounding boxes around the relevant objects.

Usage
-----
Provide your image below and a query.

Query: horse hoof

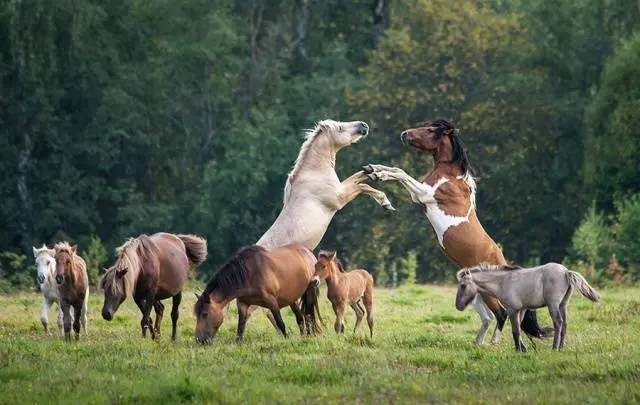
[382,203,395,211]
[362,165,374,174]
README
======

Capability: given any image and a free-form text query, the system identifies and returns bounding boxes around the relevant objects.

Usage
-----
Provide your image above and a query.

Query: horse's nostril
[55,275,63,284]
[357,122,369,135]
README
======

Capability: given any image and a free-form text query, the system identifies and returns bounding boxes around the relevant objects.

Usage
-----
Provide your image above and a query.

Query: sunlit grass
[1,285,639,404]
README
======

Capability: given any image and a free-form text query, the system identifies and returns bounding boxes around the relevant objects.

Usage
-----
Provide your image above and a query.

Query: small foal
[456,263,600,351]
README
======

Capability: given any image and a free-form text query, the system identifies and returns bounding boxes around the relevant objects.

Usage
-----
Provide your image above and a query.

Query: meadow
[1,285,639,404]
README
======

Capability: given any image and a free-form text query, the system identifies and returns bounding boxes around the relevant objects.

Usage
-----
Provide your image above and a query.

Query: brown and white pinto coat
[364,119,547,342]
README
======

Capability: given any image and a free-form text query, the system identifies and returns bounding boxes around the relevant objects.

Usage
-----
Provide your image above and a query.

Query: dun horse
[311,251,374,337]
[194,244,322,344]
[101,233,207,340]
[53,242,89,342]
[364,119,548,344]
[33,244,74,333]
[456,263,600,351]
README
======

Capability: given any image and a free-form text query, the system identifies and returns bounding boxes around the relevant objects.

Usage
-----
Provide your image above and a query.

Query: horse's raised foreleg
[236,300,250,343]
[153,300,165,338]
[337,171,395,210]
[170,293,181,341]
[363,164,439,205]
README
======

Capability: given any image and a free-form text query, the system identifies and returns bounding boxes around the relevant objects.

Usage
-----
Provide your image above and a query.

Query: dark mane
[202,245,266,300]
[428,118,474,175]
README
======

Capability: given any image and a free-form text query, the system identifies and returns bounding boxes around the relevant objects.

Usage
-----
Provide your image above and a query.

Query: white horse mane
[457,263,521,280]
[283,120,341,203]
[456,171,477,213]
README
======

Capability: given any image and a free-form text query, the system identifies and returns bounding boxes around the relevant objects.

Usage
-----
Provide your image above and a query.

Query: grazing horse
[311,251,374,337]
[456,264,600,351]
[53,242,89,342]
[363,118,548,344]
[194,244,322,344]
[33,244,74,333]
[101,233,207,340]
[257,119,394,250]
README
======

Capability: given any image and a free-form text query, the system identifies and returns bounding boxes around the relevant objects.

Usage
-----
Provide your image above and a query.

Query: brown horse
[101,233,207,340]
[54,242,89,342]
[311,251,374,337]
[194,244,322,344]
[363,118,548,343]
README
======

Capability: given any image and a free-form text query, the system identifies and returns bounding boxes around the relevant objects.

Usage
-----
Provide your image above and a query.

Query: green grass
[1,285,640,404]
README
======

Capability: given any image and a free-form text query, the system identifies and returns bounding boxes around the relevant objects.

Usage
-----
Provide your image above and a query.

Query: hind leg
[548,303,564,350]
[472,296,495,345]
[363,291,374,338]
[350,301,364,335]
[289,302,305,336]
[171,293,182,341]
[153,300,165,337]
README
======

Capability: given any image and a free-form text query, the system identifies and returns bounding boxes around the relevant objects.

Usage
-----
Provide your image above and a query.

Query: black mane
[202,245,266,299]
[428,118,474,175]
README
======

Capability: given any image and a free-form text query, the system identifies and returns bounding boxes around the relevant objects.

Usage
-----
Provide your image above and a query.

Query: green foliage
[614,194,640,279]
[398,250,418,286]
[0,252,33,293]
[81,235,108,287]
[566,203,612,274]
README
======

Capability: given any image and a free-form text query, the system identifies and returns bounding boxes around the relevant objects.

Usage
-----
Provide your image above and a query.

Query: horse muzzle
[102,309,113,321]
[37,275,45,284]
[356,121,369,136]
[311,276,320,288]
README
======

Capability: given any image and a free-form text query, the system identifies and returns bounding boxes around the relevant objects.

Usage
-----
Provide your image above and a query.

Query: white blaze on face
[423,175,476,249]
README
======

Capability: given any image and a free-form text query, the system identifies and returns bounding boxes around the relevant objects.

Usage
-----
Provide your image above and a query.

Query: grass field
[1,284,639,404]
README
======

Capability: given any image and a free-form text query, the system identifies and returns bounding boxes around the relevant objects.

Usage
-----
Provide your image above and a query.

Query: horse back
[261,244,315,303]
[148,233,189,298]
[72,255,89,292]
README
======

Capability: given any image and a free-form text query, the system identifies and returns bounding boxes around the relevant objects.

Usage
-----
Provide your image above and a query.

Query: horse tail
[363,272,375,338]
[176,234,208,265]
[301,283,324,335]
[567,271,601,303]
[81,285,89,333]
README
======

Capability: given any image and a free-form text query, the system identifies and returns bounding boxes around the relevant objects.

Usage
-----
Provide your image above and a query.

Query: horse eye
[202,313,208,318]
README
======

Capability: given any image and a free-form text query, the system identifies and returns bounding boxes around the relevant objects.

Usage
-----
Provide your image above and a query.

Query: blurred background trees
[1,0,638,289]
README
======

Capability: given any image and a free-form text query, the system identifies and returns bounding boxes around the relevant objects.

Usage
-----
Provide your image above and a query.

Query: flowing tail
[176,234,208,265]
[301,283,324,335]
[567,271,601,302]
[81,286,89,334]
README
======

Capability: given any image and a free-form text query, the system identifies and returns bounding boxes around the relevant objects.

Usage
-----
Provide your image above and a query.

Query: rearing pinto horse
[364,119,548,343]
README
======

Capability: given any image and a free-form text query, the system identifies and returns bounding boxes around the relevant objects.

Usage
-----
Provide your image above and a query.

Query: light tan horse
[194,244,322,344]
[311,251,374,337]
[364,119,548,344]
[53,242,89,342]
[101,233,207,340]
[257,119,394,250]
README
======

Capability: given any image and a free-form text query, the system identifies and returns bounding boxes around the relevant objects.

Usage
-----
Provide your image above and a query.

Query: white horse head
[33,244,56,287]
[310,119,369,151]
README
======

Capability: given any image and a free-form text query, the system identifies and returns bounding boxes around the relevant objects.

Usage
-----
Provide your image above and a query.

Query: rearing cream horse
[258,119,394,249]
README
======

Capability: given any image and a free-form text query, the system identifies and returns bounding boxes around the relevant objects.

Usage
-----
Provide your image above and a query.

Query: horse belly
[258,202,335,250]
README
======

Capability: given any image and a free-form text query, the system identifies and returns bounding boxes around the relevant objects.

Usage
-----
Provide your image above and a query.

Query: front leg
[509,311,527,352]
[236,300,250,343]
[61,301,72,342]
[336,170,395,210]
[134,297,156,339]
[363,164,440,205]
[40,297,51,334]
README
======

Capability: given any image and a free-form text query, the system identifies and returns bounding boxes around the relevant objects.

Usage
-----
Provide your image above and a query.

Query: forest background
[1,0,639,291]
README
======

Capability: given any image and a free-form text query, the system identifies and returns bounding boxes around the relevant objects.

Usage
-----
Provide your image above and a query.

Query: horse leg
[60,301,72,342]
[559,304,568,349]
[153,300,165,338]
[362,288,374,338]
[509,311,526,352]
[40,297,51,334]
[236,300,250,343]
[333,301,346,334]
[337,171,395,210]
[362,165,436,206]
[472,296,494,346]
[81,291,88,334]
[289,302,305,336]
[350,301,364,335]
[170,293,181,341]
[265,298,287,338]
[246,305,280,333]
[72,302,83,341]
[548,304,563,350]
[135,297,155,339]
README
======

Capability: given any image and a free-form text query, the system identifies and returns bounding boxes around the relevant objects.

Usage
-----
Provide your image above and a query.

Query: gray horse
[455,263,600,352]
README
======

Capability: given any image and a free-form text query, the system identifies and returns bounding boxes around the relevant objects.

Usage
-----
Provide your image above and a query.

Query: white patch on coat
[423,174,477,248]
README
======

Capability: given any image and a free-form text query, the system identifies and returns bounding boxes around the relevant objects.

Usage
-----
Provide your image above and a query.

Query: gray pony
[456,263,600,352]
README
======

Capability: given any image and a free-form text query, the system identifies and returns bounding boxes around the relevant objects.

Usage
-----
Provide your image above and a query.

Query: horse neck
[295,134,337,175]
[325,263,343,290]
[209,290,236,307]
[470,272,508,297]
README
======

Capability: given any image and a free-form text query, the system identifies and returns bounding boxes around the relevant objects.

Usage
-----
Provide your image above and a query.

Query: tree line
[1,0,639,291]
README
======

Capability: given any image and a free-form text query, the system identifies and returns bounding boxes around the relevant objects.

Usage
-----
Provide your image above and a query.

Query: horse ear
[103,267,109,273]
[69,244,78,254]
[194,292,200,300]
[32,247,38,257]
[328,251,336,261]
[116,267,128,278]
